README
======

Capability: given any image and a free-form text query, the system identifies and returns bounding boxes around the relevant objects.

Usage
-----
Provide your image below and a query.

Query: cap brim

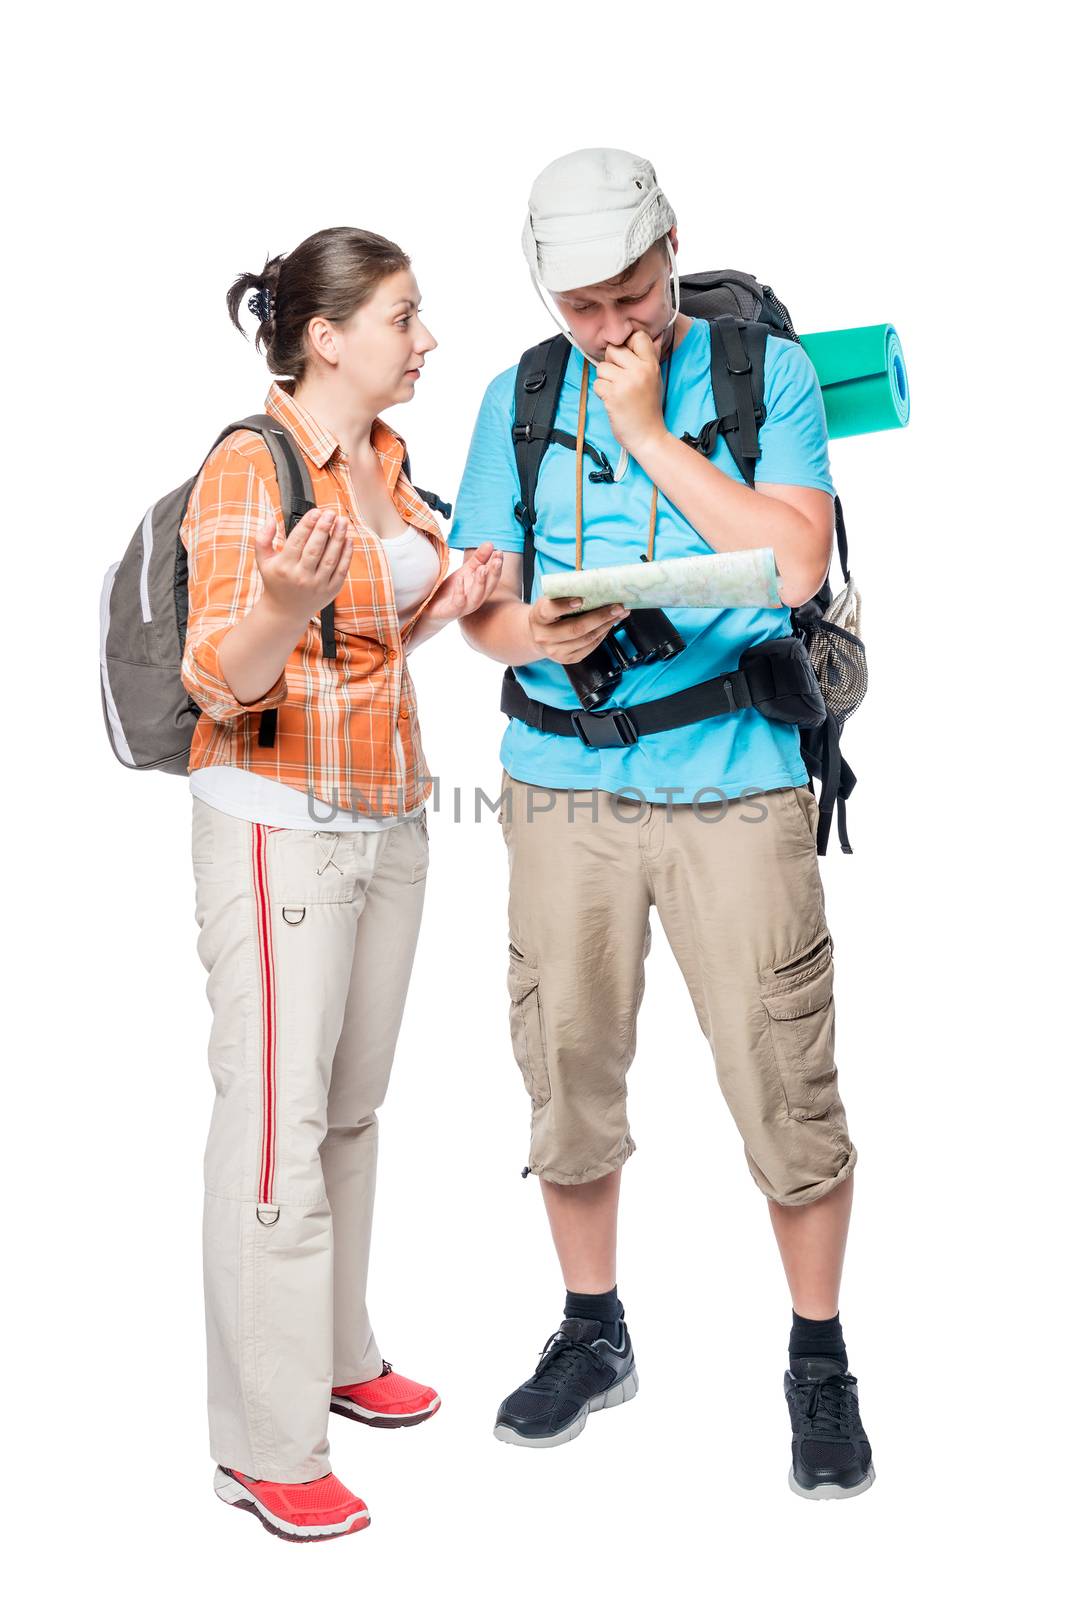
[535,240,636,293]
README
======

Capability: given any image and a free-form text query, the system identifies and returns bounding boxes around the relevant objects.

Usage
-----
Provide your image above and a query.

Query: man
[448,148,873,1498]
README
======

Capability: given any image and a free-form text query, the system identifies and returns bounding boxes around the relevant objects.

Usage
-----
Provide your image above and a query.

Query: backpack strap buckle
[681,418,723,457]
[720,670,753,713]
[569,706,639,749]
[721,318,754,375]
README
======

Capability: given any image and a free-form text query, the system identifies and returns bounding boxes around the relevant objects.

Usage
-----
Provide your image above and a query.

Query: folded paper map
[540,548,783,612]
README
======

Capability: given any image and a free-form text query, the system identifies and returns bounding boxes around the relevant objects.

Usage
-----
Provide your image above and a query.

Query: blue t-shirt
[448,318,835,802]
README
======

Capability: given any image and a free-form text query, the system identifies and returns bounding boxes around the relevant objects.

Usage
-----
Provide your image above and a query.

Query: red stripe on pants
[251,825,277,1204]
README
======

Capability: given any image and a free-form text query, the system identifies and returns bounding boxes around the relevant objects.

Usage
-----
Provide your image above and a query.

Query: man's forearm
[459,595,542,666]
[632,429,827,603]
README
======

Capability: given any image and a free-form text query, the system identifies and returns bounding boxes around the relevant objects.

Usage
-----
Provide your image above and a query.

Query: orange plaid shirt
[179,381,450,818]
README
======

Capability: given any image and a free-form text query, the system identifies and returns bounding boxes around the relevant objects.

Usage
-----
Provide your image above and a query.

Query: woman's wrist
[257,592,316,640]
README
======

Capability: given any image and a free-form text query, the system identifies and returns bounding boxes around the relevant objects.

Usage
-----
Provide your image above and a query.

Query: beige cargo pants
[498,773,856,1205]
[190,797,429,1483]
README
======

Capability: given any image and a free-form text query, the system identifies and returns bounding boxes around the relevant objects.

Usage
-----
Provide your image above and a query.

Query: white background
[5,1,1063,1594]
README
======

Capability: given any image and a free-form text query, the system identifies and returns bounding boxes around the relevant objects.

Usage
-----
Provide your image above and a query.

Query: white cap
[521,147,677,292]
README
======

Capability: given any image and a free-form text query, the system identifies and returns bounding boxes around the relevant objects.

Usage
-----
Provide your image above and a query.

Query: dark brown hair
[226,226,411,381]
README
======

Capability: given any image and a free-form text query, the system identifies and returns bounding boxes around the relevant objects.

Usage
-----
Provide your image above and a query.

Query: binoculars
[565,606,685,711]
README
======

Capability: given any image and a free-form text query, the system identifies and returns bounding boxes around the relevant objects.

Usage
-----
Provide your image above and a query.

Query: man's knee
[506,946,638,1183]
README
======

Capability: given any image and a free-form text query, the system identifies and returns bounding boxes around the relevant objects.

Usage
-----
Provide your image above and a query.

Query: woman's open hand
[422,542,505,623]
[254,508,354,623]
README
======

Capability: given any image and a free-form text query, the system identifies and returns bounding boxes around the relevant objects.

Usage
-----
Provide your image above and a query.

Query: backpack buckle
[721,671,753,713]
[523,371,547,394]
[570,707,639,749]
[588,447,615,484]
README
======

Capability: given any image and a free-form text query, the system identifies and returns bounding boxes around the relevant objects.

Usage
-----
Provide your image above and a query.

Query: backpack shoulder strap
[207,416,324,747]
[512,335,571,603]
[400,451,453,520]
[708,318,769,488]
[833,494,850,583]
[212,414,317,529]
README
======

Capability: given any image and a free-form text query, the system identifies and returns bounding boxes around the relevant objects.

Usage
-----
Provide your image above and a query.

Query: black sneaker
[784,1356,875,1498]
[493,1316,638,1447]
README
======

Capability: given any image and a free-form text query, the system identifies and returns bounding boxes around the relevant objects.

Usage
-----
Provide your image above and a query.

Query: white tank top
[381,524,442,625]
[189,529,441,830]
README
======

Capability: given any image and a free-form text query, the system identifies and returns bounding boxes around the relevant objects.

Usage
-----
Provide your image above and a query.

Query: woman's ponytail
[226,254,286,357]
[224,229,409,381]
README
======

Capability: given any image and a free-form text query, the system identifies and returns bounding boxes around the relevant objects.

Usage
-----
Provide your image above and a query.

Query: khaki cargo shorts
[497,773,857,1206]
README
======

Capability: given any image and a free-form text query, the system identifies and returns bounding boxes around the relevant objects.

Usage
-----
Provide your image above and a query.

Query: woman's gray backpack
[99,418,319,775]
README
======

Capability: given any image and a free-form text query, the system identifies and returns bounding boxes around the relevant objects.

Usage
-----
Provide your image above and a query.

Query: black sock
[564,1286,623,1345]
[789,1310,847,1370]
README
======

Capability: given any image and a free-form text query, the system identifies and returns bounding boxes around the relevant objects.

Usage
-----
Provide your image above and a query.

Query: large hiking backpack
[99,418,451,775]
[508,268,867,854]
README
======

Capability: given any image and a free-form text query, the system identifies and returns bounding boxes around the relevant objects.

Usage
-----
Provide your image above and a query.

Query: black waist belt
[500,640,854,855]
[503,655,781,750]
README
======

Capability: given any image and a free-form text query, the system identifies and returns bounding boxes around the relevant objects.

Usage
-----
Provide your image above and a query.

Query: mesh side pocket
[806,577,868,726]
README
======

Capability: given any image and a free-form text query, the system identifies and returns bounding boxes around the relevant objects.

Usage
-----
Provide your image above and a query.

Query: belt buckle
[570,707,639,749]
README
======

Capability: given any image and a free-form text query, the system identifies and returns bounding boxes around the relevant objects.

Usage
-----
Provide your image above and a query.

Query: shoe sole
[788,1465,876,1500]
[214,1467,370,1541]
[329,1394,441,1428]
[492,1367,639,1448]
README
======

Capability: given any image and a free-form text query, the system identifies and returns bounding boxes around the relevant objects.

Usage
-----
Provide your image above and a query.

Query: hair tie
[248,287,273,323]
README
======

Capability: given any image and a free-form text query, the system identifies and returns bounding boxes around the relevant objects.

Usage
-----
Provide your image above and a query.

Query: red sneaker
[331,1360,441,1428]
[213,1466,369,1541]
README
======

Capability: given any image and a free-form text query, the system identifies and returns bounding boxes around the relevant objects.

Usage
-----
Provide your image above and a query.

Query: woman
[181,226,503,1541]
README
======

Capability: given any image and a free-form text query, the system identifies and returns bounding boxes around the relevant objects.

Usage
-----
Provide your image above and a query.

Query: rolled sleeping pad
[798,323,910,439]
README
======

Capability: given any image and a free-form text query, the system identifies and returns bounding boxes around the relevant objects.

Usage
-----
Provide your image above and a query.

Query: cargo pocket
[760,940,839,1122]
[506,944,551,1108]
